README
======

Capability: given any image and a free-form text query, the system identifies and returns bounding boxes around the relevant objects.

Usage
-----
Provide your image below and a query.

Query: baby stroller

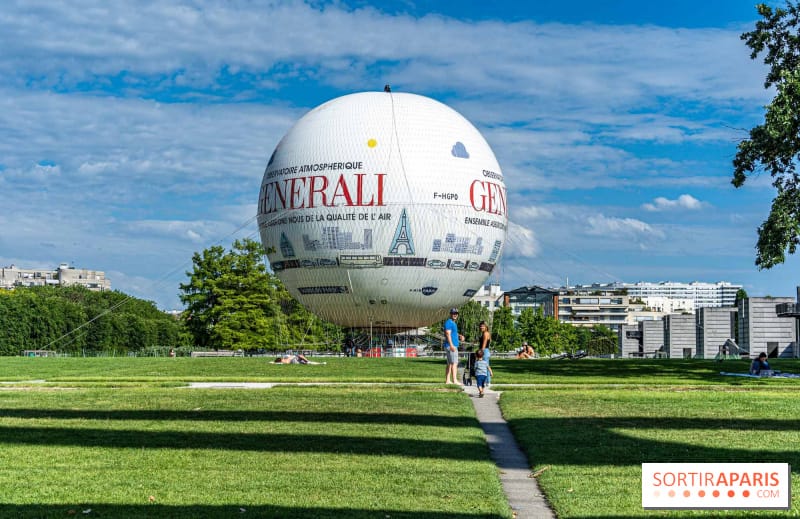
[462,350,477,386]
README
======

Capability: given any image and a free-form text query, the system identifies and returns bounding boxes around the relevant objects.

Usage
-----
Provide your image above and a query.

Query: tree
[551,320,577,355]
[735,288,749,307]
[179,238,342,350]
[733,2,800,268]
[490,306,518,351]
[457,301,490,344]
[0,285,185,355]
[516,306,573,356]
[180,238,283,349]
[585,325,617,356]
[574,325,593,352]
[516,307,537,345]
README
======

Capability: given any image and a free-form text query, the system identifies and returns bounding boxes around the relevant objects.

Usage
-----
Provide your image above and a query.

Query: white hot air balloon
[257,91,507,330]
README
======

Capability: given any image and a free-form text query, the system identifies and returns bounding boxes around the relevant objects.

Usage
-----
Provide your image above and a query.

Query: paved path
[462,385,555,519]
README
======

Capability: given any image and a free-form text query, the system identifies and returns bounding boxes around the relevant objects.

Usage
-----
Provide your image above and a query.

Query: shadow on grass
[0,424,484,460]
[0,408,473,427]
[509,416,800,468]
[493,358,800,384]
[0,504,508,519]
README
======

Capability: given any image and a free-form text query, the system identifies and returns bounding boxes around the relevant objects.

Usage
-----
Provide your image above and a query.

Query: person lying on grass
[274,354,325,365]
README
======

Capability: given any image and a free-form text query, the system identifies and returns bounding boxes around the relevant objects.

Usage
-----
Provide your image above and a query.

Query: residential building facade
[558,286,628,332]
[619,281,741,311]
[0,263,111,292]
[471,283,504,312]
[503,286,558,318]
[637,296,694,314]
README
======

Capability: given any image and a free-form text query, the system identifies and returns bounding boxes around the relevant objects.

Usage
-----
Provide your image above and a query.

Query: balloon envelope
[257,92,508,329]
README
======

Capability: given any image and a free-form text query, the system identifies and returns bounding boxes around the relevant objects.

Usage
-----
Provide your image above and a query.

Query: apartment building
[0,263,111,292]
[619,281,740,311]
[557,286,628,332]
[636,296,694,314]
[503,286,559,318]
[472,283,504,312]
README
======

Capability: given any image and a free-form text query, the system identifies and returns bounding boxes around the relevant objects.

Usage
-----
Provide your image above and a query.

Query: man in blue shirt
[444,307,463,384]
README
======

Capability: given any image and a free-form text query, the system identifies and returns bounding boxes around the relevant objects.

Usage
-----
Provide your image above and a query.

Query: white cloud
[0,2,790,307]
[123,220,220,244]
[512,205,554,220]
[585,214,665,239]
[0,3,768,105]
[504,221,540,258]
[642,194,706,211]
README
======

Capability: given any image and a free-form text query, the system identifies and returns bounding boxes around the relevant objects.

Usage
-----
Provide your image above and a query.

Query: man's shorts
[445,349,459,364]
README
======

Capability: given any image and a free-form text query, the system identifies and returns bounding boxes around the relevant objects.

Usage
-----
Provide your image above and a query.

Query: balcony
[776,303,800,317]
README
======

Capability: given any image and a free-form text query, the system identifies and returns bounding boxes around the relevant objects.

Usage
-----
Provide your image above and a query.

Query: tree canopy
[489,305,519,351]
[179,238,342,351]
[734,2,800,268]
[0,286,187,355]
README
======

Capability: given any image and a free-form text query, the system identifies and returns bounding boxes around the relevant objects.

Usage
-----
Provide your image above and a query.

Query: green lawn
[0,357,446,384]
[3,356,798,386]
[493,357,800,386]
[1,356,799,517]
[500,388,800,518]
[0,385,511,518]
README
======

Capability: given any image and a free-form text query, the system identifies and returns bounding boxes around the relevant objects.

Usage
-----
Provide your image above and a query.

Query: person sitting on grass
[274,354,325,365]
[516,342,535,359]
[749,352,770,375]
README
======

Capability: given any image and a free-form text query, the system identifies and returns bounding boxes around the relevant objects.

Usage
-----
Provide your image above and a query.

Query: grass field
[1,356,799,517]
[501,388,800,518]
[0,384,510,518]
[2,356,798,386]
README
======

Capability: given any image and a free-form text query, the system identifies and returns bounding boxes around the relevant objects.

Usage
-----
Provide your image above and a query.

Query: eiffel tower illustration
[388,208,415,255]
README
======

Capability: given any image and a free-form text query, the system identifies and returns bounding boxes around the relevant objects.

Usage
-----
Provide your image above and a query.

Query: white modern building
[0,263,111,292]
[471,283,504,312]
[637,296,694,314]
[619,281,740,311]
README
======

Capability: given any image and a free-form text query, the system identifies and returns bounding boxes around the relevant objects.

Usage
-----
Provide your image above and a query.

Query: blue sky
[1,0,797,310]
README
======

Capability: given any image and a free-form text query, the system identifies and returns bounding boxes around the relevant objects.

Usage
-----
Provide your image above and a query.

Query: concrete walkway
[462,385,555,519]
